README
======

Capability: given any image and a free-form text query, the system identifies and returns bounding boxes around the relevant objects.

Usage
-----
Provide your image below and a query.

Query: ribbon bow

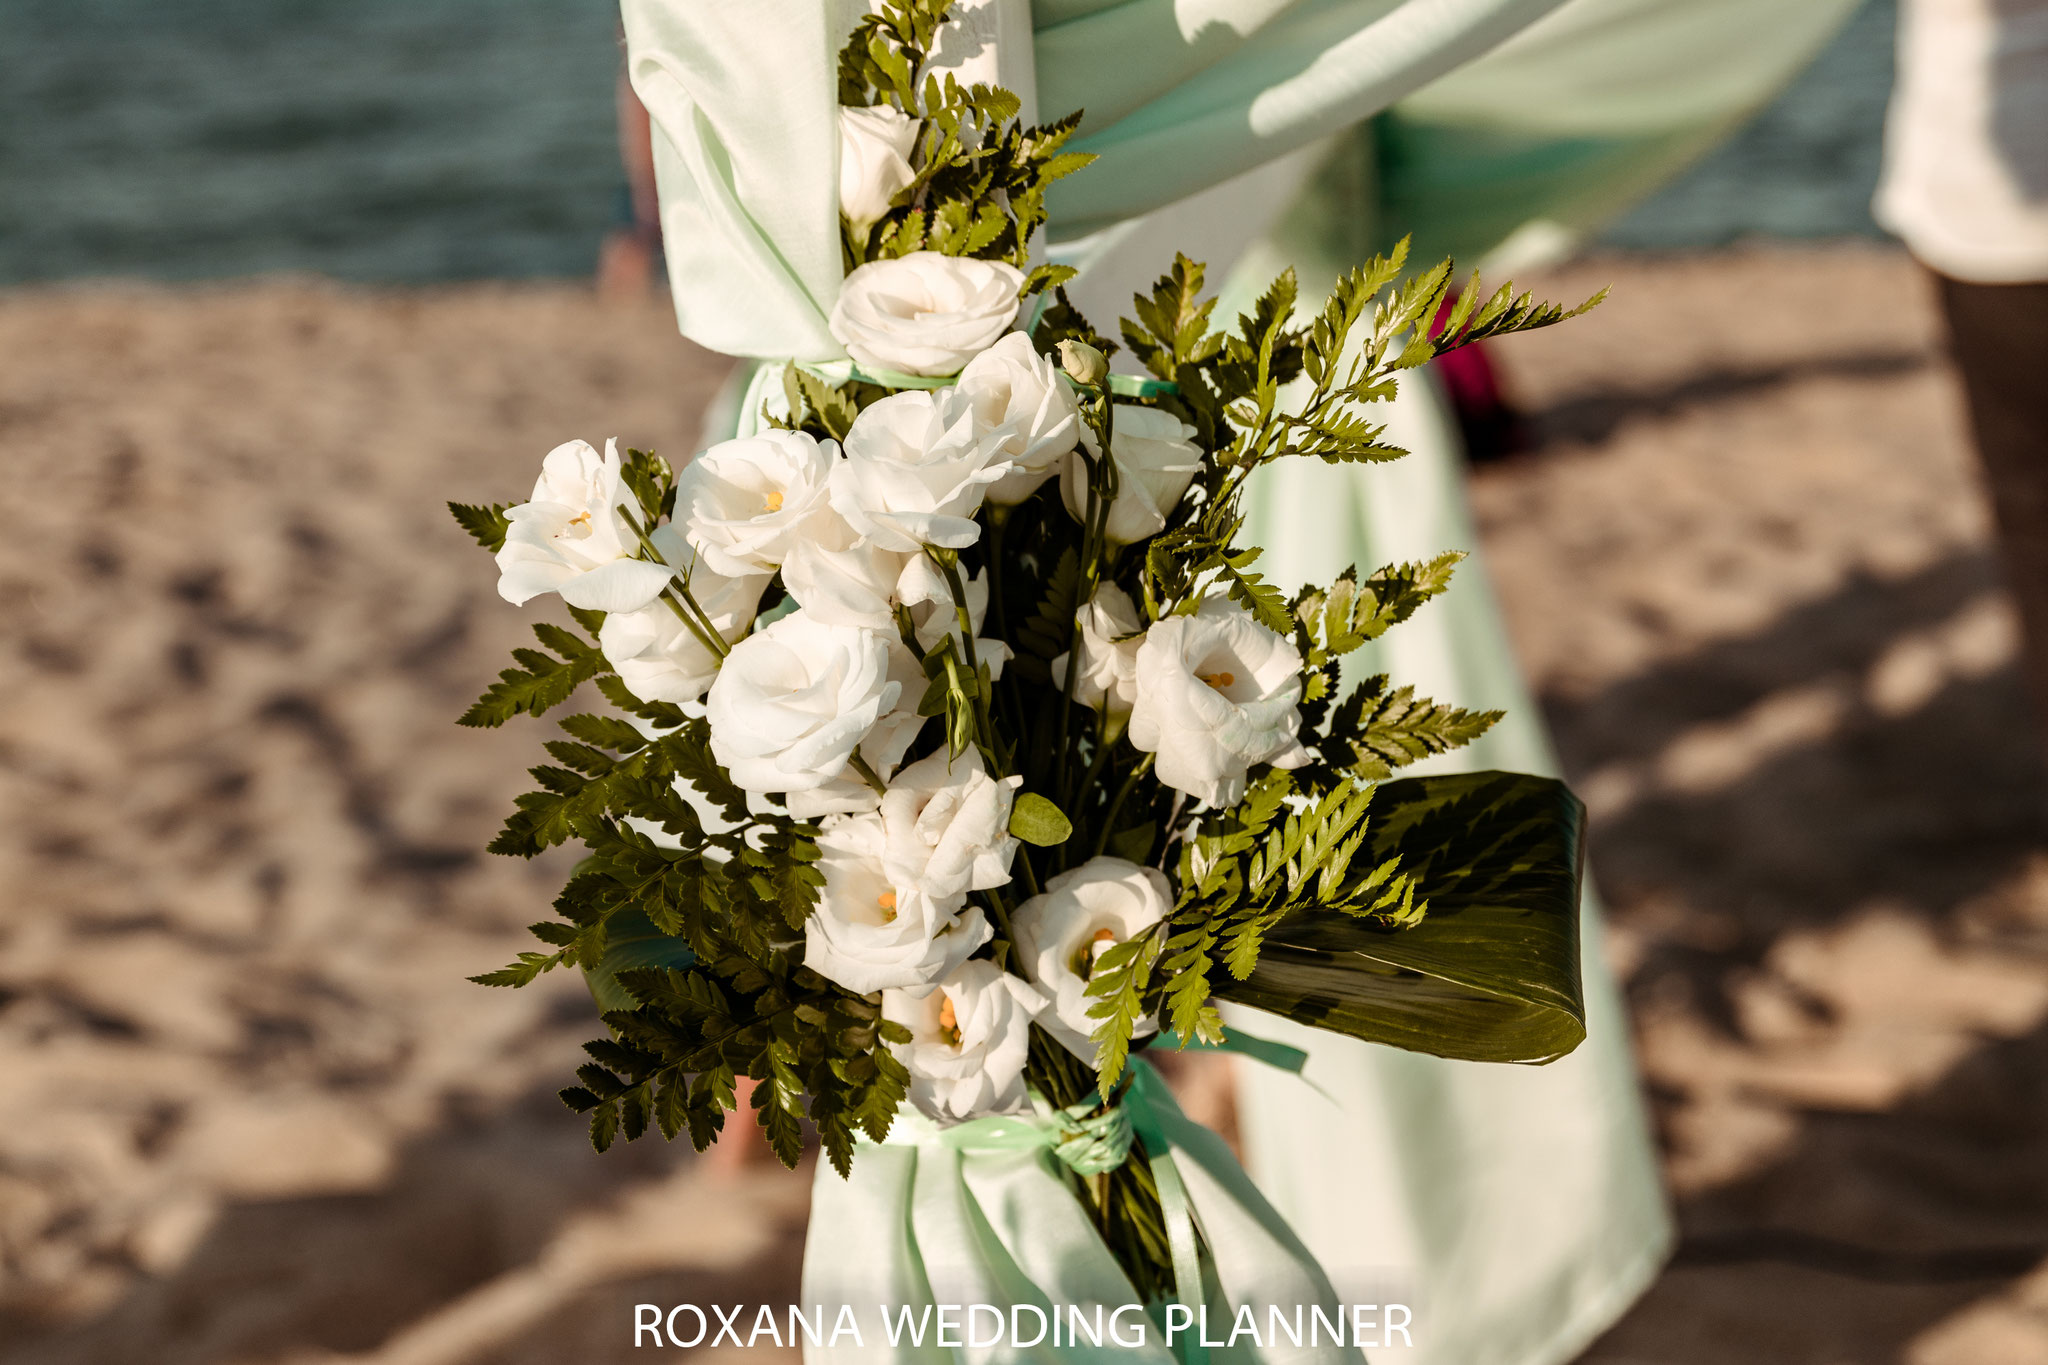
[881,1034,1312,1363]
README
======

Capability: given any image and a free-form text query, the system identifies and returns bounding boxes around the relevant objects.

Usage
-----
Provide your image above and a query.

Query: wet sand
[0,244,2043,1364]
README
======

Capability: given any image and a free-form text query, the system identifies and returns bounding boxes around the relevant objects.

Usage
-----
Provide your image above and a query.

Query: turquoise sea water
[0,0,1894,285]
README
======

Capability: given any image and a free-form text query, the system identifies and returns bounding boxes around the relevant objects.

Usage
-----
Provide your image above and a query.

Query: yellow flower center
[876,889,897,922]
[936,995,961,1048]
[1197,669,1236,690]
[763,489,784,513]
[1075,928,1119,979]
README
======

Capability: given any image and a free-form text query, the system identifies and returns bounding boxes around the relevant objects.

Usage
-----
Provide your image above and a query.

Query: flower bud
[1056,339,1109,388]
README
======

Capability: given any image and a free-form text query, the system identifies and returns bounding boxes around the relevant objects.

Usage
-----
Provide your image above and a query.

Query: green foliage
[837,0,955,109]
[1008,546,1081,686]
[472,691,900,1169]
[619,447,677,523]
[448,500,511,552]
[1083,931,1161,1095]
[566,966,911,1170]
[459,620,609,729]
[1324,676,1502,780]
[837,0,1092,275]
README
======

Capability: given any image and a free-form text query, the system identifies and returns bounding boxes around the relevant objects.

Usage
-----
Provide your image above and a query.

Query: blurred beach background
[7,2,2048,1363]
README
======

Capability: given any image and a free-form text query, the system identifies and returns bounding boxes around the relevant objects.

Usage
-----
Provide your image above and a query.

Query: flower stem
[1014,846,1044,899]
[1054,391,1117,803]
[660,588,729,662]
[980,882,1016,941]
[618,505,730,661]
[986,510,1026,728]
[927,547,1010,772]
[1092,754,1154,857]
[1069,708,1117,819]
[847,752,890,798]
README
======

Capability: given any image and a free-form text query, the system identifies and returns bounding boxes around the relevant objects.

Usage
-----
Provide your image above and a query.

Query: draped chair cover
[618,2,1861,1361]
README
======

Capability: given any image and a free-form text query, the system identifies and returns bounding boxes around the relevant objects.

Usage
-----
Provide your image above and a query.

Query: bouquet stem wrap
[803,1061,1360,1365]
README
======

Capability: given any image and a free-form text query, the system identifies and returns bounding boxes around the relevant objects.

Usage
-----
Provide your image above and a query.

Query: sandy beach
[2,243,2044,1364]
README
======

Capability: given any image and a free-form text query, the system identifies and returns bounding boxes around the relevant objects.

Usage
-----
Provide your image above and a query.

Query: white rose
[1128,598,1312,807]
[705,610,901,795]
[780,506,919,630]
[495,438,676,612]
[956,332,1083,506]
[879,748,1021,904]
[883,960,1046,1119]
[828,252,1026,378]
[804,813,992,995]
[839,104,921,228]
[1012,856,1171,1063]
[782,635,930,818]
[674,428,837,577]
[782,703,927,819]
[598,546,768,704]
[1060,406,1202,545]
[1050,583,1144,717]
[830,387,1011,551]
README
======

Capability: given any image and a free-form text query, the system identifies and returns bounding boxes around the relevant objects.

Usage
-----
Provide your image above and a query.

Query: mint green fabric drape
[1336,0,1866,270]
[622,0,1574,367]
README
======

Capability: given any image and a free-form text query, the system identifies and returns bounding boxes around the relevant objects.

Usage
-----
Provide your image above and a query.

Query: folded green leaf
[1215,771,1587,1065]
[580,908,699,1017]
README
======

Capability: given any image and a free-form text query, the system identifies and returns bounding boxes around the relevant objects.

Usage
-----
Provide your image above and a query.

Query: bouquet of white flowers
[454,0,1598,1309]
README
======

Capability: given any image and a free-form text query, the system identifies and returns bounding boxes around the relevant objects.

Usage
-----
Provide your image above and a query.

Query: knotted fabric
[803,1060,1360,1365]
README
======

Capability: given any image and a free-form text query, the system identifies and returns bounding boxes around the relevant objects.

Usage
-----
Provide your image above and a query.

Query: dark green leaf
[1215,771,1588,1064]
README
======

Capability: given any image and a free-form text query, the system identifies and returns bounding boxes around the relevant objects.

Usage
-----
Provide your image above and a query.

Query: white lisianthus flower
[1060,406,1203,545]
[597,547,768,704]
[828,252,1026,378]
[1050,583,1144,718]
[839,104,921,229]
[779,506,918,630]
[782,687,928,819]
[956,332,1083,506]
[495,438,676,612]
[804,814,992,995]
[1128,598,1312,807]
[705,610,901,795]
[884,960,1046,1119]
[782,633,929,818]
[674,428,837,577]
[1012,856,1171,1063]
[830,388,1012,551]
[879,748,1022,904]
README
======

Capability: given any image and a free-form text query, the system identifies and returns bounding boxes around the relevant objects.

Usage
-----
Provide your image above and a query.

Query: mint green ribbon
[1126,1065,1209,1365]
[894,1091,1137,1181]
[1155,1027,1309,1076]
[887,1076,1207,1353]
[905,1089,1141,1181]
[793,358,1179,399]
[1154,1025,1338,1104]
